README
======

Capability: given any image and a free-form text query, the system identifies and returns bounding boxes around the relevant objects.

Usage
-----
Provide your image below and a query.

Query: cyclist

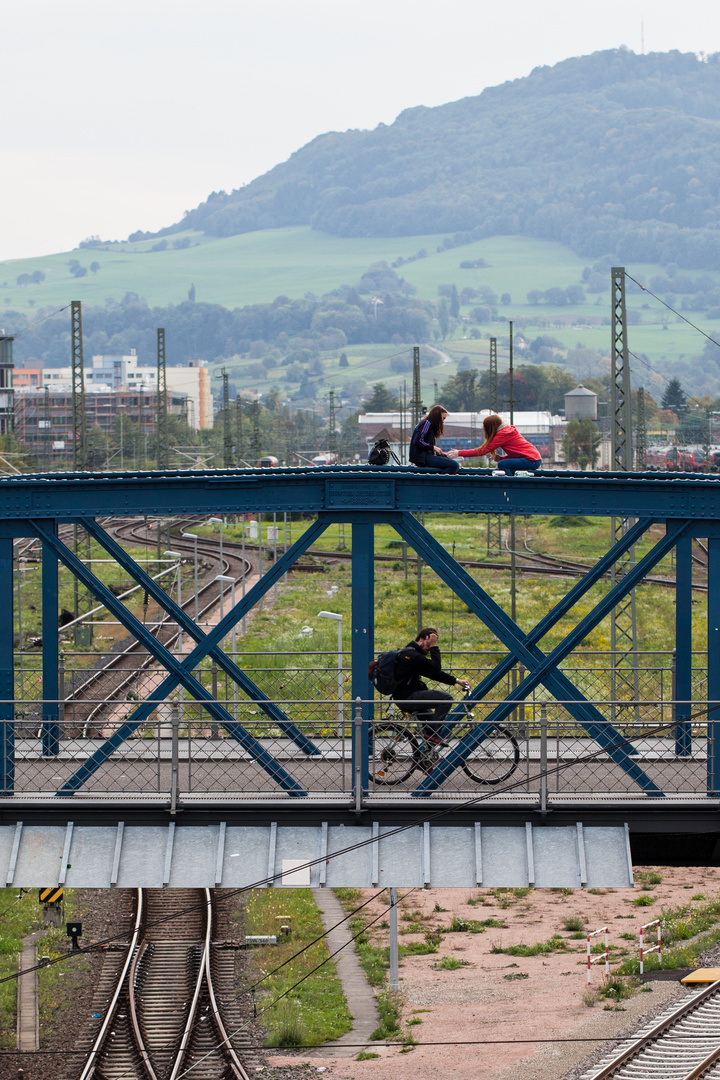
[391,627,471,746]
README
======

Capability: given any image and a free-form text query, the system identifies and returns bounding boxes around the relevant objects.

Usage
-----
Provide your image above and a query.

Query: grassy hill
[2,227,714,392]
[151,49,720,274]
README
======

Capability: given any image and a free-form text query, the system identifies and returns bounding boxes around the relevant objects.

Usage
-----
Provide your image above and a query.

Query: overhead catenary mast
[610,268,639,719]
[71,301,87,471]
[156,328,168,470]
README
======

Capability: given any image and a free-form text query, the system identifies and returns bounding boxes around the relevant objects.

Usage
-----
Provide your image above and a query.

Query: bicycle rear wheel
[371,724,419,785]
[462,726,519,785]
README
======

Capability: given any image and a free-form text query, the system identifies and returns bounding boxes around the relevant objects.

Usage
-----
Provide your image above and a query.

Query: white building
[41,352,213,430]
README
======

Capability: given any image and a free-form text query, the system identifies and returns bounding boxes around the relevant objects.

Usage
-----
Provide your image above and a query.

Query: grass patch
[0,889,43,1047]
[433,956,472,970]
[245,888,352,1047]
[370,991,402,1040]
[633,895,656,906]
[561,915,585,932]
[504,971,530,980]
[445,916,488,934]
[356,1050,380,1060]
[491,935,570,957]
[636,871,663,889]
[614,893,720,976]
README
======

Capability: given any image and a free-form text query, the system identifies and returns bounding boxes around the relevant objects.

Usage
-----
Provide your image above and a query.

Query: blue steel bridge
[0,464,718,887]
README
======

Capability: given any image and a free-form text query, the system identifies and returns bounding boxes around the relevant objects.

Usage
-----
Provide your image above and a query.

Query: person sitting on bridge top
[409,405,460,474]
[447,413,542,475]
[392,627,470,746]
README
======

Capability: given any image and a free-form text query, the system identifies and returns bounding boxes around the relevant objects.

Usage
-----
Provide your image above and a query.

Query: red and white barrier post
[639,919,662,975]
[587,926,609,984]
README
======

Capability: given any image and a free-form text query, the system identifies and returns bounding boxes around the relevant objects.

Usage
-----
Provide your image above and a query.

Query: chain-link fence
[0,694,716,801]
[2,648,713,801]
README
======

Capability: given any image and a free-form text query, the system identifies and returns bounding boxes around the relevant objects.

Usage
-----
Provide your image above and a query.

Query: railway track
[59,518,253,734]
[583,979,720,1079]
[70,888,254,1080]
[39,509,706,734]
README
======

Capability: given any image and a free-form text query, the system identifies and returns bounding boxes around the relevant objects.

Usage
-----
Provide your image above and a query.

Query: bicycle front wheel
[462,726,519,785]
[371,724,419,785]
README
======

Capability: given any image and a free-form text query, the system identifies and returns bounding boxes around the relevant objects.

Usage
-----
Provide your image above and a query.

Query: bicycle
[370,696,520,786]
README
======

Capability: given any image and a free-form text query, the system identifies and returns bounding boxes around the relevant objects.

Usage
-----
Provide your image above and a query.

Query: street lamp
[164,550,183,656]
[317,610,343,731]
[181,532,199,624]
[208,517,224,571]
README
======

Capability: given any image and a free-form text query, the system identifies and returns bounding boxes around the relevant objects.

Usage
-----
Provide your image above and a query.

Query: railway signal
[67,921,83,951]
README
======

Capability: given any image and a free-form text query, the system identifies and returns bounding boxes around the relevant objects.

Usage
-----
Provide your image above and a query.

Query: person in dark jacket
[392,626,470,744]
[409,405,460,473]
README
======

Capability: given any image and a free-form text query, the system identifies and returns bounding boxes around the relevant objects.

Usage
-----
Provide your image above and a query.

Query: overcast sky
[3,0,719,261]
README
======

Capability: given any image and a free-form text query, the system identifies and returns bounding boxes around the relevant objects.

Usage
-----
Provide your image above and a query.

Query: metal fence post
[539,699,548,814]
[170,700,180,814]
[211,661,219,739]
[353,697,365,814]
[58,651,65,727]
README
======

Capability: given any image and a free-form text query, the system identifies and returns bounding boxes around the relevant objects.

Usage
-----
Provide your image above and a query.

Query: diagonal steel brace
[80,516,321,756]
[440,516,653,739]
[33,517,330,796]
[411,518,693,794]
[396,513,673,795]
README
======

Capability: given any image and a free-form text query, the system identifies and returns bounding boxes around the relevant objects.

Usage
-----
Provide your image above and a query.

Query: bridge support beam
[351,522,374,796]
[675,536,693,757]
[41,532,60,757]
[0,539,13,794]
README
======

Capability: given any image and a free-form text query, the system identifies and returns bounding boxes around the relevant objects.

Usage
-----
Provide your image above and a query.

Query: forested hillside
[145,49,720,270]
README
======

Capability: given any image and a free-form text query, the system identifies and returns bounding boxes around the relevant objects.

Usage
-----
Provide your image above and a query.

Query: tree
[562,418,601,469]
[438,298,450,340]
[449,284,460,318]
[661,377,687,412]
[89,261,100,275]
[439,370,482,410]
[188,283,196,302]
[339,351,349,368]
[501,293,511,305]
[364,382,400,411]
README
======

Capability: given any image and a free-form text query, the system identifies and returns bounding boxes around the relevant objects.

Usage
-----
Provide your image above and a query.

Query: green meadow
[2,226,714,388]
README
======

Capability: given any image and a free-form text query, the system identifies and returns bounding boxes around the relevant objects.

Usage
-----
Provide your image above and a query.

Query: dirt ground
[265,865,720,1080]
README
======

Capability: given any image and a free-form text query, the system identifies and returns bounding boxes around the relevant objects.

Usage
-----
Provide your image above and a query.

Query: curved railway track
[74,888,252,1080]
[584,979,720,1079]
[60,518,253,734]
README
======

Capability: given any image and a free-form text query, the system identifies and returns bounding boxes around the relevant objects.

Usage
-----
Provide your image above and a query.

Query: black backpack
[368,438,400,466]
[371,649,401,694]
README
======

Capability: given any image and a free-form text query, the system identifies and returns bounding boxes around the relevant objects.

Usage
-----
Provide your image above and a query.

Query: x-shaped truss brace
[394,513,692,796]
[33,517,331,796]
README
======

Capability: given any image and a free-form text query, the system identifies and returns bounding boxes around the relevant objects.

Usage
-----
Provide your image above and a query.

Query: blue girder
[32,517,331,796]
[0,468,715,806]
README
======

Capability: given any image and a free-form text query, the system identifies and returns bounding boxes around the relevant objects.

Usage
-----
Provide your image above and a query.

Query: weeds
[633,895,655,906]
[491,935,569,957]
[561,915,585,932]
[356,1051,380,1060]
[433,957,472,970]
[370,991,402,1041]
[636,871,663,889]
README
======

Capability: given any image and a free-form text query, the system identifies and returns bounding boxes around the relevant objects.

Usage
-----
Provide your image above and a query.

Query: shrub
[562,915,585,932]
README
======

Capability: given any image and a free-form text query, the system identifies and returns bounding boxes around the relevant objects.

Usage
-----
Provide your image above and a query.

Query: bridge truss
[0,466,717,842]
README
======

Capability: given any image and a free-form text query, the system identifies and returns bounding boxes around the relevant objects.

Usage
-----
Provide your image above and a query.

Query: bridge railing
[0,695,716,801]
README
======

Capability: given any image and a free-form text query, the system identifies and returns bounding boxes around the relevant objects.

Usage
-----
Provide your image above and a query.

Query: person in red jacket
[448,413,542,475]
